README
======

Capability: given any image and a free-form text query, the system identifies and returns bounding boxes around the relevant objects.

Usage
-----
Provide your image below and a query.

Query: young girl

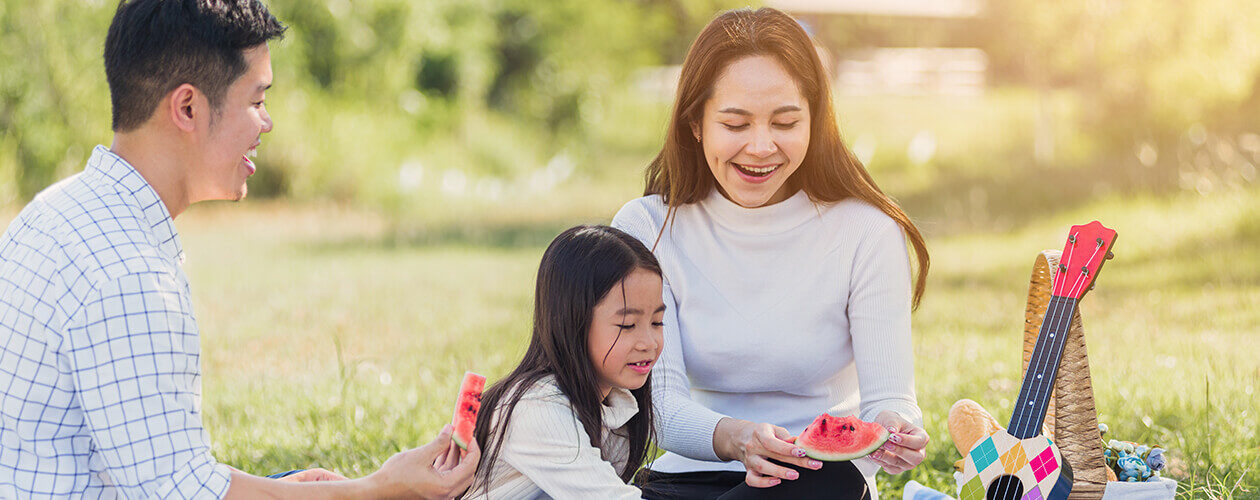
[464,225,664,499]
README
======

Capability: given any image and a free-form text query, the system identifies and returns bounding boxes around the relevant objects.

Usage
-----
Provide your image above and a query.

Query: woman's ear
[689,121,701,142]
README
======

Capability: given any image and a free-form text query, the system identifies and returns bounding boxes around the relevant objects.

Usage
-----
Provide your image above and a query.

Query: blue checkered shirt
[0,146,231,498]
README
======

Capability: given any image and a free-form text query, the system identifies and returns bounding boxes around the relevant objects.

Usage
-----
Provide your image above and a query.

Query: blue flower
[1147,448,1166,472]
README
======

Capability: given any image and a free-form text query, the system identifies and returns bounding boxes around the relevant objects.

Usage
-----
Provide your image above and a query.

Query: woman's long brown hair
[645,7,929,308]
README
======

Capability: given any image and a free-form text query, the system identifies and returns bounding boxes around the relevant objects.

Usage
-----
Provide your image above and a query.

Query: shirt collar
[699,187,817,235]
[601,387,640,429]
[84,145,186,264]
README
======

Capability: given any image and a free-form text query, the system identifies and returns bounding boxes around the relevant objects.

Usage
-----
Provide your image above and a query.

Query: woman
[611,7,930,499]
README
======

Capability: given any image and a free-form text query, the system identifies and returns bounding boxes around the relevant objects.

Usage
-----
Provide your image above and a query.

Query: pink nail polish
[890,434,903,444]
[883,442,896,451]
[809,460,823,469]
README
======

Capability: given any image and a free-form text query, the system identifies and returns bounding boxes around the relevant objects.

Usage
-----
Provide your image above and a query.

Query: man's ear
[167,84,199,133]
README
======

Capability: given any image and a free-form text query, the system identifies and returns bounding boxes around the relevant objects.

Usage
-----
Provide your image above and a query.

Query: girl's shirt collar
[602,387,639,428]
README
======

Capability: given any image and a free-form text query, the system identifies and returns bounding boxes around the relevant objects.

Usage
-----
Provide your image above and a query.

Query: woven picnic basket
[1021,250,1110,499]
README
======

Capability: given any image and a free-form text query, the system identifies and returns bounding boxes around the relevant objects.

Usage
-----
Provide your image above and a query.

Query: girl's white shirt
[475,375,644,499]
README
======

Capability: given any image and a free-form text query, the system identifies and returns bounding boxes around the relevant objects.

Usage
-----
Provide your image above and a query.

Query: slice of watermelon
[796,414,890,461]
[451,371,485,450]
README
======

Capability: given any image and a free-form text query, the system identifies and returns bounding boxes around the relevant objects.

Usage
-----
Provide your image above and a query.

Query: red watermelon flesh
[451,371,485,450]
[796,414,890,461]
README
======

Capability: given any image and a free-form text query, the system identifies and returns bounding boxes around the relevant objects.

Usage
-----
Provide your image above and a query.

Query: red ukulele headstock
[1051,221,1117,299]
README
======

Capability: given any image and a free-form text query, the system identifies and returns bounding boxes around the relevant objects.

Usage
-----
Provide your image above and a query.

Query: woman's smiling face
[693,54,811,208]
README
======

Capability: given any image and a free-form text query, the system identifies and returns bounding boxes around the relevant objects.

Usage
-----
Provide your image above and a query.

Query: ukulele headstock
[1051,221,1117,299]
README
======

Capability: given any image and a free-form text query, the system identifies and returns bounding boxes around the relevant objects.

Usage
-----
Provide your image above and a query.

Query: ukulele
[957,221,1117,500]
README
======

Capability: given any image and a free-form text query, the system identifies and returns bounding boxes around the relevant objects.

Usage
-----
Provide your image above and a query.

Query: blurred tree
[980,0,1260,151]
[0,0,702,204]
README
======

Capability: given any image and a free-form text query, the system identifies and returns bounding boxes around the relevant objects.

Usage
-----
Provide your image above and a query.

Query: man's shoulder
[5,172,172,285]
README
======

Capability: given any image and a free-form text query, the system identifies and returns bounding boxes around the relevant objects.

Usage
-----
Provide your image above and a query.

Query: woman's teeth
[734,163,778,176]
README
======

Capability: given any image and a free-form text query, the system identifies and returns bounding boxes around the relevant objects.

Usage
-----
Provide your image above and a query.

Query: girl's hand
[715,418,824,488]
[870,410,929,474]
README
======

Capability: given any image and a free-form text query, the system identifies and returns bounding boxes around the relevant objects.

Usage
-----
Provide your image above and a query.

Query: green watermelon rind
[797,415,892,462]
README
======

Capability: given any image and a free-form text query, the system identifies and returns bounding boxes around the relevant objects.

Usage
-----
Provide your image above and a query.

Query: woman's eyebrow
[717,105,801,115]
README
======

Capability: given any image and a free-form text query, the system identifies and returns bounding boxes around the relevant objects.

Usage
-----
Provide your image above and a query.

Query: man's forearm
[223,471,378,499]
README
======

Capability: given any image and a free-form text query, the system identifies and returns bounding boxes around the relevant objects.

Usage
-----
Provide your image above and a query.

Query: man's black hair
[105,0,286,131]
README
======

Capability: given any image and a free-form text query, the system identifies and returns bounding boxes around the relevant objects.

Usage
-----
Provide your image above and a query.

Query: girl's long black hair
[465,225,660,496]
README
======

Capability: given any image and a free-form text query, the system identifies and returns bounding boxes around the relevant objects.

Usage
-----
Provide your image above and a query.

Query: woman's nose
[746,127,778,157]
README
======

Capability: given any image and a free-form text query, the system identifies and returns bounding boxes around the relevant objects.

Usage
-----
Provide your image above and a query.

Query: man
[0,0,478,497]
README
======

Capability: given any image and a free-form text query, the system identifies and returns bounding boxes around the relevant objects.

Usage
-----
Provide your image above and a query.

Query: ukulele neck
[1007,294,1078,439]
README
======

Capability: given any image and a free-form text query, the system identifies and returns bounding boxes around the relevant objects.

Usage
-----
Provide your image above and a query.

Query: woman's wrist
[713,417,751,462]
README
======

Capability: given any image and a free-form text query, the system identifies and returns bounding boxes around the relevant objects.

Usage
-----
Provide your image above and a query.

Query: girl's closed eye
[722,122,749,131]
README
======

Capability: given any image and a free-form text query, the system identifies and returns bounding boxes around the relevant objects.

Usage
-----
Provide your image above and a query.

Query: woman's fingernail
[787,471,799,480]
[808,460,823,469]
[890,434,903,444]
[793,448,807,458]
[883,442,896,451]
[871,450,884,461]
[770,478,781,486]
[888,427,897,434]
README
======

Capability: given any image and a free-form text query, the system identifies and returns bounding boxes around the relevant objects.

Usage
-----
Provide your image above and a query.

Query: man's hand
[276,468,348,482]
[366,425,481,499]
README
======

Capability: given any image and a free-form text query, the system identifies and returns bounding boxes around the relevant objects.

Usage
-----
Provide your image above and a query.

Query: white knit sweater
[474,375,644,499]
[612,189,922,488]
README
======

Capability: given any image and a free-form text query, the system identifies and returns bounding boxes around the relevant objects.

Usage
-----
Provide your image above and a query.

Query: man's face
[192,44,273,202]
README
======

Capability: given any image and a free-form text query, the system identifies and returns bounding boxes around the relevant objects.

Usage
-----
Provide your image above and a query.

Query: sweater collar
[602,387,639,428]
[698,187,816,235]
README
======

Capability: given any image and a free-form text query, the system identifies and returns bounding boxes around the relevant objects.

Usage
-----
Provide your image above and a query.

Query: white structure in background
[768,0,987,97]
[835,48,987,97]
[768,0,980,18]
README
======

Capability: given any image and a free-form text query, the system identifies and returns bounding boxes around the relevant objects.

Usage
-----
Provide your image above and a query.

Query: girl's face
[588,267,665,399]
[692,54,811,208]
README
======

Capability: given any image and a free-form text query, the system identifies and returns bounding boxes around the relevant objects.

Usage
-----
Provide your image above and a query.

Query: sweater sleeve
[612,201,726,462]
[499,396,643,500]
[848,217,923,427]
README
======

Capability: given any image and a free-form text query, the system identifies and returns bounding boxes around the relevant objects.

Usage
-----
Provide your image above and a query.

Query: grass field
[129,181,1258,498]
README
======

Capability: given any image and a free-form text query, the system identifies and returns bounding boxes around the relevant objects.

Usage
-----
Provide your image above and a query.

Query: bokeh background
[2,0,1257,497]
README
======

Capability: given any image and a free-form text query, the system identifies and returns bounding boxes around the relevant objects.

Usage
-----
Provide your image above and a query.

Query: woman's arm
[612,203,726,461]
[847,217,928,473]
[612,202,820,487]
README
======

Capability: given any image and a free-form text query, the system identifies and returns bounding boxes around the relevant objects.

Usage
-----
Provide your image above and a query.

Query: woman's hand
[714,418,824,488]
[870,410,929,474]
